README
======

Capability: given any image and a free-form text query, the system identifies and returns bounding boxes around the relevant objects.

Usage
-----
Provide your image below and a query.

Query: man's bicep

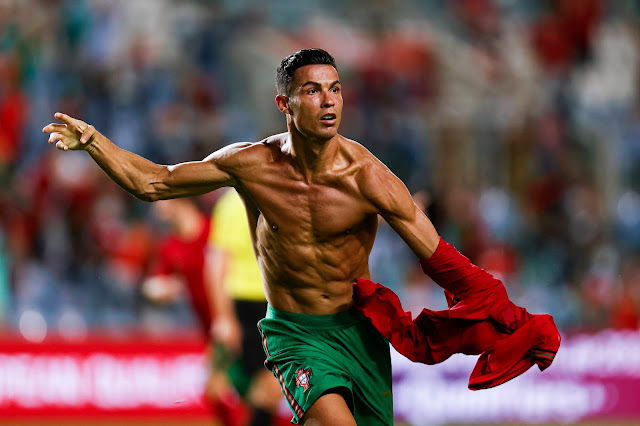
[153,159,235,198]
[153,143,251,199]
[361,164,439,258]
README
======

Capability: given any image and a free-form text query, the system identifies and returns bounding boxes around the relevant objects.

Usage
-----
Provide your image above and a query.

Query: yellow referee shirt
[209,189,265,301]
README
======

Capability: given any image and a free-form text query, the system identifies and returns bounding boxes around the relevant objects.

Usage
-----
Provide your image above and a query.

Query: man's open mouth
[320,114,336,121]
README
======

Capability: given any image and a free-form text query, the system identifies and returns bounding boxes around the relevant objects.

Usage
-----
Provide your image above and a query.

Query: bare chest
[238,166,371,240]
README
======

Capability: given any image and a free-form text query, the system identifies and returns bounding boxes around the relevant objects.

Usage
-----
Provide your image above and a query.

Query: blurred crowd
[2,0,640,342]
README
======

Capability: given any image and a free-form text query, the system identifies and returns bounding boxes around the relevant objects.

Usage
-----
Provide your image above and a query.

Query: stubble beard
[291,120,338,144]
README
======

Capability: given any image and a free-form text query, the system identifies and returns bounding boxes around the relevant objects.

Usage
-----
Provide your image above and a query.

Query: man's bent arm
[360,157,536,326]
[44,113,238,201]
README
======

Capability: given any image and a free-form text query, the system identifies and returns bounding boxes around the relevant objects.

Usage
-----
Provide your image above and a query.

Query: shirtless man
[42,49,458,425]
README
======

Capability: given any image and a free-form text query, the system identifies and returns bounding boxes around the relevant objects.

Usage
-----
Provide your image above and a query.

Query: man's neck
[286,127,340,178]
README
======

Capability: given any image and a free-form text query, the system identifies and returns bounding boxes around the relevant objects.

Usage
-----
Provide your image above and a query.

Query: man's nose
[322,90,335,107]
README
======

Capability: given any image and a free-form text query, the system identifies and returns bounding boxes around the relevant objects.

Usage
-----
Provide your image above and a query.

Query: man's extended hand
[42,112,97,151]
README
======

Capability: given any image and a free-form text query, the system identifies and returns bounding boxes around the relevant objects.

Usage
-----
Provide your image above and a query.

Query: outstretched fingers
[47,132,68,151]
[44,113,95,151]
[54,112,87,134]
[54,112,76,126]
[47,132,63,144]
[42,123,67,134]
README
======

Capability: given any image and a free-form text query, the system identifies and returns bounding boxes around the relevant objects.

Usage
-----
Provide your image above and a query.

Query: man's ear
[275,94,291,115]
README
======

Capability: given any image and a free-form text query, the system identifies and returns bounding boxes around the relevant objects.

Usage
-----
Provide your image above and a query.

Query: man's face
[285,64,343,141]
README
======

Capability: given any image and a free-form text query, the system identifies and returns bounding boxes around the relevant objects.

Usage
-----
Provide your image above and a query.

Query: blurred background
[2,0,640,425]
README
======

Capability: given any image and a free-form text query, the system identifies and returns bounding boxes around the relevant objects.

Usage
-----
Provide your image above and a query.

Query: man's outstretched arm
[43,112,242,201]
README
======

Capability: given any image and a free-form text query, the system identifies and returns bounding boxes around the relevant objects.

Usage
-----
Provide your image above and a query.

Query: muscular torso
[228,134,379,314]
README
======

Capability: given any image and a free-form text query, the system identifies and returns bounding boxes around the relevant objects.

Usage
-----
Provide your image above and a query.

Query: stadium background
[1,0,640,424]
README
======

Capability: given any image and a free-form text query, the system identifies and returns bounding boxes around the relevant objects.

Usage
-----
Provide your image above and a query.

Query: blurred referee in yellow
[206,188,285,426]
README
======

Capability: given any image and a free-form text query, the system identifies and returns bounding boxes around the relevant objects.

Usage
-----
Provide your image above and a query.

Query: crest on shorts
[295,367,313,392]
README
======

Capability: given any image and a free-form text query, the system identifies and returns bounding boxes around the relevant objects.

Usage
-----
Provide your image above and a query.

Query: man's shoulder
[340,136,406,209]
[262,132,288,146]
[214,134,285,167]
[339,136,388,177]
[340,135,368,154]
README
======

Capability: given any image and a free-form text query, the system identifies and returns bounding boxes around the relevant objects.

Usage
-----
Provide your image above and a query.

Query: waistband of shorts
[265,305,363,328]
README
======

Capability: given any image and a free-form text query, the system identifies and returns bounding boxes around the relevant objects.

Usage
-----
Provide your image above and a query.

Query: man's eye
[332,87,340,93]
[308,89,317,94]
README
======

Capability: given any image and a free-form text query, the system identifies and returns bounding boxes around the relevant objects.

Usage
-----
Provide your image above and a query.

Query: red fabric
[418,238,530,331]
[149,218,212,336]
[468,314,558,390]
[0,89,27,165]
[353,238,561,390]
[210,393,250,426]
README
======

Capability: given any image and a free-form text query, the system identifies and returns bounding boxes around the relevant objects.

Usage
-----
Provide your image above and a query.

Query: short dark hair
[276,48,337,96]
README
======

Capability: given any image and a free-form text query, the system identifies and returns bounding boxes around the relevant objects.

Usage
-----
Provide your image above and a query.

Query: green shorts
[257,305,393,425]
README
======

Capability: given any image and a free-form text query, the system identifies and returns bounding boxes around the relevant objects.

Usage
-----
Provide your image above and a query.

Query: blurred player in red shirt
[142,198,249,426]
